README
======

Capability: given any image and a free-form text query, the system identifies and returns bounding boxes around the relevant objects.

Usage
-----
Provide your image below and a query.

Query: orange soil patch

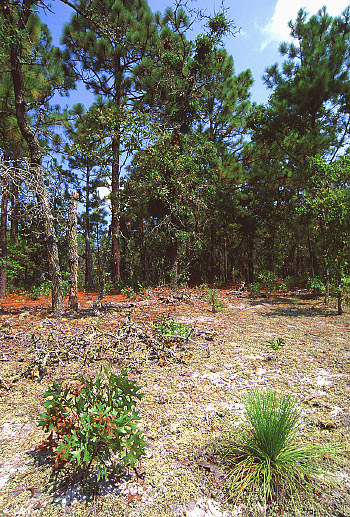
[0,291,127,312]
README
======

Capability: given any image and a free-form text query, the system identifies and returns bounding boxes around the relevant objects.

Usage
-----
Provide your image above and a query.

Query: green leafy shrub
[219,389,336,510]
[278,281,288,293]
[265,337,285,351]
[257,271,277,291]
[306,277,326,294]
[25,278,70,300]
[26,281,52,299]
[154,315,192,340]
[121,286,136,299]
[249,282,261,297]
[205,288,225,313]
[38,366,147,481]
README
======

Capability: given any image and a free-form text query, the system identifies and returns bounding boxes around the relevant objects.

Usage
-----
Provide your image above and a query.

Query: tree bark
[110,135,121,283]
[8,25,64,317]
[169,236,178,287]
[0,180,8,299]
[84,162,93,288]
[68,191,79,311]
[247,232,254,284]
[137,214,147,284]
[209,221,217,284]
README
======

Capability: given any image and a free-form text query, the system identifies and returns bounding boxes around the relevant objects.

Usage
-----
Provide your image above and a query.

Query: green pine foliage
[219,389,337,511]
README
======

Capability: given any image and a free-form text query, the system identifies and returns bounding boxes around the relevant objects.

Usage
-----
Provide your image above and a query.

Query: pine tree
[263,6,350,167]
[63,101,110,289]
[62,0,158,284]
[0,1,74,316]
[193,39,252,283]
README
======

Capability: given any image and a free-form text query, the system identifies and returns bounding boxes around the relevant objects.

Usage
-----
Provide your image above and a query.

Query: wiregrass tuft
[219,389,337,512]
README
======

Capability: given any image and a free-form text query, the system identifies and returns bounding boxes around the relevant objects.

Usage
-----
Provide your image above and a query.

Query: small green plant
[205,288,225,313]
[121,286,136,299]
[257,271,277,292]
[38,366,147,481]
[154,315,192,340]
[26,281,52,299]
[26,279,70,300]
[249,282,261,297]
[136,282,150,299]
[265,337,285,351]
[306,277,326,294]
[219,389,336,511]
[278,281,288,293]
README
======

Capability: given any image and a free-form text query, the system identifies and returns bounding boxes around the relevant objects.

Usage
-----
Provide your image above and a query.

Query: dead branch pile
[24,316,186,376]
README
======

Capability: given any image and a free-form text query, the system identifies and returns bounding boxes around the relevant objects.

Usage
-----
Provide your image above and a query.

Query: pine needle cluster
[219,389,337,512]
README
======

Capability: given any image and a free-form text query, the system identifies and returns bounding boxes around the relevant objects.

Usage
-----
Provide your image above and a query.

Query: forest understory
[0,287,349,517]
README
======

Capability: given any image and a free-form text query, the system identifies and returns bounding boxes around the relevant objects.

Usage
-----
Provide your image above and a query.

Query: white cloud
[261,0,350,49]
[97,186,111,200]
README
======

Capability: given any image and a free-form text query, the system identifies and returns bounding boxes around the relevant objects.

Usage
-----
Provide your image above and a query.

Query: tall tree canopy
[62,0,158,283]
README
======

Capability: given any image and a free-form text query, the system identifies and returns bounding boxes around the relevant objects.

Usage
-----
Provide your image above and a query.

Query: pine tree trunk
[9,37,64,317]
[37,186,64,317]
[337,291,343,315]
[137,214,147,283]
[110,135,121,283]
[85,229,93,288]
[337,270,343,315]
[0,180,8,299]
[247,232,254,284]
[68,191,79,311]
[169,236,178,287]
[84,164,93,288]
[209,222,217,284]
[325,269,330,305]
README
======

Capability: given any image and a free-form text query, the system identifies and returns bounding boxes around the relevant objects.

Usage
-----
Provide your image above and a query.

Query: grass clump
[265,337,285,351]
[219,389,337,512]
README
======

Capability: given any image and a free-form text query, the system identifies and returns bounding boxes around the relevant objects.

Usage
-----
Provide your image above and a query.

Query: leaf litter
[0,287,349,516]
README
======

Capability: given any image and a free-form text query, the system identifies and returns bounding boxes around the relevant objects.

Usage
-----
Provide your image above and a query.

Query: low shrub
[37,365,147,481]
[154,315,192,340]
[249,282,261,297]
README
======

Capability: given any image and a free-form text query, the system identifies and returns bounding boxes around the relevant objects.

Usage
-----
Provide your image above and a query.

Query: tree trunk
[337,291,343,315]
[325,269,330,305]
[209,221,217,284]
[0,180,8,299]
[169,236,178,287]
[84,162,93,288]
[38,187,64,317]
[247,232,254,284]
[68,191,79,311]
[85,225,93,289]
[10,183,19,244]
[137,214,147,284]
[337,269,343,315]
[110,135,121,283]
[9,35,64,317]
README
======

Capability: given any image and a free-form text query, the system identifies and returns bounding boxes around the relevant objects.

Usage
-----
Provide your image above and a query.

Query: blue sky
[41,0,350,106]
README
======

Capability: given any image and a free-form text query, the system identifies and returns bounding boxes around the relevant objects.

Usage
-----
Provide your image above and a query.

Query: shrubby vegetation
[38,366,147,480]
